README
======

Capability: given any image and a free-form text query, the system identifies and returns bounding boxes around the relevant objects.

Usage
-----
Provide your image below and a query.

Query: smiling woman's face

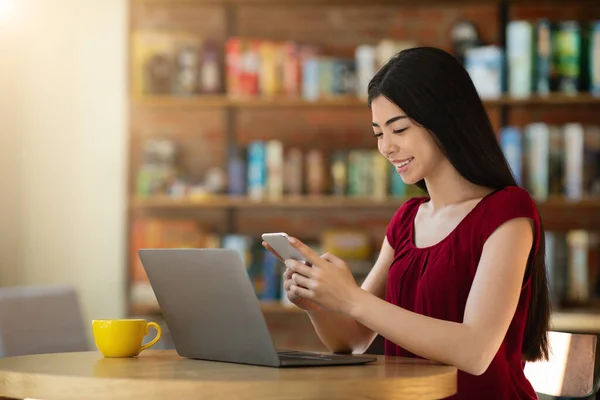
[371,95,445,185]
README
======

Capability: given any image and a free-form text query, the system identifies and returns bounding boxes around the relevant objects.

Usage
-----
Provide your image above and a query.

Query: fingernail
[287,236,297,244]
[284,260,292,267]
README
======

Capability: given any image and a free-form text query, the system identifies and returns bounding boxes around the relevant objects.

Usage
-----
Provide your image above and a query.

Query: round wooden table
[0,350,457,400]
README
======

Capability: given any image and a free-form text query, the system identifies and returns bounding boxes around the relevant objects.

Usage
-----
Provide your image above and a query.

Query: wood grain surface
[0,350,457,400]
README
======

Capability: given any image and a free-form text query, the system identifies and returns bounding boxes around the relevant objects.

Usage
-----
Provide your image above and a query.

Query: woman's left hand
[283,236,362,315]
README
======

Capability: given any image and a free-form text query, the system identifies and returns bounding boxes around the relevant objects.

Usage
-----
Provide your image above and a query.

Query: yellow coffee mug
[92,319,162,358]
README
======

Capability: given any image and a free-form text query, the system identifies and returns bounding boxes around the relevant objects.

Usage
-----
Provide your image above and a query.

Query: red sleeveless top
[384,186,540,399]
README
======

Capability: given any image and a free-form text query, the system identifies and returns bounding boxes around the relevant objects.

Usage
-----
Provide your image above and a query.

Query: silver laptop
[138,248,377,368]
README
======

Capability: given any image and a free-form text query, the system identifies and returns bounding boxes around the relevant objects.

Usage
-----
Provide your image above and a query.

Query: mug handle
[139,322,162,353]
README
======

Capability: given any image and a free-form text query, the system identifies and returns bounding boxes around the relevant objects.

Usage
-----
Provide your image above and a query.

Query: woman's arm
[305,237,395,354]
[286,217,534,374]
[346,218,534,375]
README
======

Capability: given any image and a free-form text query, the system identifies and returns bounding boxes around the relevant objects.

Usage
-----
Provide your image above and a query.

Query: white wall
[0,5,23,287]
[0,0,128,341]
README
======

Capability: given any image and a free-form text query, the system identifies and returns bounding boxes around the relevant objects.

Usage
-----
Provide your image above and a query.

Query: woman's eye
[393,128,408,134]
[373,132,383,138]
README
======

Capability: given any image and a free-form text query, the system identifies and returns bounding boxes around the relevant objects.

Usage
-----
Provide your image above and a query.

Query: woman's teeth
[395,158,412,167]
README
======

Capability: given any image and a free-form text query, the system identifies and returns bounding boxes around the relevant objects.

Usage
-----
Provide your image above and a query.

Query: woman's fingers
[290,284,314,300]
[320,252,345,267]
[291,272,312,290]
[285,259,315,278]
[284,268,312,292]
[286,237,324,267]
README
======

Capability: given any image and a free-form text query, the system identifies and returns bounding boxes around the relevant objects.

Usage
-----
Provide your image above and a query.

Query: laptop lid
[138,248,280,367]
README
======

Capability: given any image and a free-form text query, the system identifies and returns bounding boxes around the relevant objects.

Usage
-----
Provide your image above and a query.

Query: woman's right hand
[262,241,321,312]
[282,266,321,312]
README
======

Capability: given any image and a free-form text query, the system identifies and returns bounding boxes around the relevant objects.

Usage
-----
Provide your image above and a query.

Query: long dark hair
[367,47,550,361]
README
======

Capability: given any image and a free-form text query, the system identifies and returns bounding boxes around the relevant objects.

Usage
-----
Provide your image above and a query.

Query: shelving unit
[130,301,302,317]
[131,195,600,231]
[551,311,600,333]
[131,301,600,334]
[132,194,600,209]
[128,0,600,343]
[131,195,408,209]
[132,93,600,109]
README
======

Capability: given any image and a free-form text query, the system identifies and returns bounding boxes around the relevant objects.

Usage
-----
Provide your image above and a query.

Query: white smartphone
[261,232,307,263]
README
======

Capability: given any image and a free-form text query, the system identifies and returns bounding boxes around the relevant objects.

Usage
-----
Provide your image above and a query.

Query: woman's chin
[399,173,421,186]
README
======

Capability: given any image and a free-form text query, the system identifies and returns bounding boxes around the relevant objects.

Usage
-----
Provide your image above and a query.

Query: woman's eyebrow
[372,115,407,128]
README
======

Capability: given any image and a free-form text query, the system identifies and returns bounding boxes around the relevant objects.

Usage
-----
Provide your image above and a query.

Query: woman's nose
[380,133,396,157]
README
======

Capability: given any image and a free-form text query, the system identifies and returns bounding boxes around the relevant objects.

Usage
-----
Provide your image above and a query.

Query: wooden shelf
[495,93,600,106]
[131,95,232,108]
[131,195,408,209]
[130,302,600,333]
[131,195,600,211]
[551,311,600,333]
[132,95,370,109]
[131,195,600,230]
[132,94,600,109]
[129,301,303,317]
[537,197,600,231]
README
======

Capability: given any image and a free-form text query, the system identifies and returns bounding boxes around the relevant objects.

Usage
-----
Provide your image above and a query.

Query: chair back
[524,331,597,398]
[0,285,89,357]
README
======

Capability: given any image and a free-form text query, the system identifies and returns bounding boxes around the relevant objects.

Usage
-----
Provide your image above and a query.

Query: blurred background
[0,0,599,352]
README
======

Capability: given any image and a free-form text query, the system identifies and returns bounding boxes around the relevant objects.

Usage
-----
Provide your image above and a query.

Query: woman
[263,47,550,399]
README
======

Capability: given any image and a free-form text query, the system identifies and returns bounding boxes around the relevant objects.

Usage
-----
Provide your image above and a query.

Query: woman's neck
[423,158,493,212]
